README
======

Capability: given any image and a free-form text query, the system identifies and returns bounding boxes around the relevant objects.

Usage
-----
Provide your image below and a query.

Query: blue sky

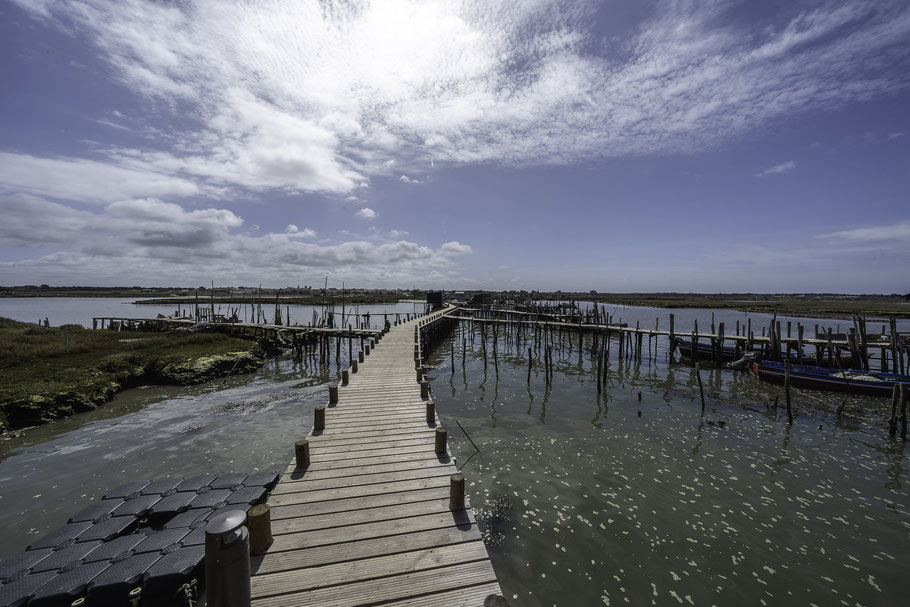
[1,0,908,292]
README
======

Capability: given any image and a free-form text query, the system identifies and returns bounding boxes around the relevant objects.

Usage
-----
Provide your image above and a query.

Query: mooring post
[364,344,370,356]
[449,473,465,511]
[695,363,705,411]
[247,504,273,555]
[426,400,435,424]
[351,359,358,373]
[420,380,429,399]
[435,427,447,453]
[314,405,326,431]
[900,384,908,441]
[416,367,423,382]
[295,439,310,469]
[341,369,349,385]
[889,385,899,436]
[784,360,793,425]
[358,350,364,363]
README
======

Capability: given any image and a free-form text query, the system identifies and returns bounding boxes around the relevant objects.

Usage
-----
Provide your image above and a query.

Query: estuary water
[0,303,907,606]
[427,321,909,606]
[0,297,427,329]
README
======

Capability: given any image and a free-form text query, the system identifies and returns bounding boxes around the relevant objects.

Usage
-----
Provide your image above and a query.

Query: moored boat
[751,360,910,396]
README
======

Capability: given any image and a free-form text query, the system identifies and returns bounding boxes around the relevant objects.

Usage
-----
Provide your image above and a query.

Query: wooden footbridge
[248,307,504,606]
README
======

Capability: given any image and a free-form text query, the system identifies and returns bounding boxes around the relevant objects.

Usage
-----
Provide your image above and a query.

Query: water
[0,356,327,556]
[427,321,909,606]
[0,297,427,329]
[1,304,907,606]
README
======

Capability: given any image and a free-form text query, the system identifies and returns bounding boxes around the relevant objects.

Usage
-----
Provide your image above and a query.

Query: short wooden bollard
[295,439,310,468]
[415,358,422,370]
[358,350,364,363]
[426,400,435,424]
[341,369,349,385]
[420,380,429,399]
[314,405,326,431]
[449,473,465,511]
[435,427,447,453]
[351,359,358,373]
[329,383,338,404]
[365,344,370,356]
[247,503,273,555]
[416,367,423,382]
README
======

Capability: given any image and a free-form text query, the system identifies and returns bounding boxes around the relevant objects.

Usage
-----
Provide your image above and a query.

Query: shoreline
[0,318,266,434]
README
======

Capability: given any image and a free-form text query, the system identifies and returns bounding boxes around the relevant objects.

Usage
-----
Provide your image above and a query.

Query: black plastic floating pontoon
[0,471,274,606]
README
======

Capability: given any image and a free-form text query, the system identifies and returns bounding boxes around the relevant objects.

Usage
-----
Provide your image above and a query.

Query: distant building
[426,291,444,309]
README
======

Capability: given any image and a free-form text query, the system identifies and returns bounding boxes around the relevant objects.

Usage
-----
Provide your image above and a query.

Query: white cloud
[756,160,796,177]
[356,207,378,219]
[399,175,421,184]
[8,0,910,200]
[0,194,470,285]
[0,152,201,204]
[818,221,910,242]
[440,241,473,256]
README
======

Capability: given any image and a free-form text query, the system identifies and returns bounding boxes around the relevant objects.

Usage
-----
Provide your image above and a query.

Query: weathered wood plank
[251,560,497,607]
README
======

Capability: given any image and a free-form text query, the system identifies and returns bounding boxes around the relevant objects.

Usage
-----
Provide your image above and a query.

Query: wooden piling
[314,405,326,431]
[784,360,793,425]
[449,473,465,511]
[695,363,705,411]
[247,503,273,555]
[435,427,448,453]
[294,439,310,469]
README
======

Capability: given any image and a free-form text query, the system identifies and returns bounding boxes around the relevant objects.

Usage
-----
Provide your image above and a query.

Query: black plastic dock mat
[0,571,58,607]
[0,472,273,606]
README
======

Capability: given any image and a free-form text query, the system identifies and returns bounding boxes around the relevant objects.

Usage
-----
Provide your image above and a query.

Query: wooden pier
[249,307,503,606]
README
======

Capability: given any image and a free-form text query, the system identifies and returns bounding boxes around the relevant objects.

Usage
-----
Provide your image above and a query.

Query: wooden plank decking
[250,309,502,606]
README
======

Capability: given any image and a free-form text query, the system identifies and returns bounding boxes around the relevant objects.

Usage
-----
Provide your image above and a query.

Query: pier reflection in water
[429,320,908,607]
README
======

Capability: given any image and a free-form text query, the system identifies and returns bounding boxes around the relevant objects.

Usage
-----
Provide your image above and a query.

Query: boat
[750,360,910,396]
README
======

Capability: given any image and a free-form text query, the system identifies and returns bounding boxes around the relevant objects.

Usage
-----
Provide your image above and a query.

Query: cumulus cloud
[399,175,421,184]
[356,207,378,219]
[7,0,910,200]
[756,160,796,177]
[0,194,470,285]
[440,241,473,256]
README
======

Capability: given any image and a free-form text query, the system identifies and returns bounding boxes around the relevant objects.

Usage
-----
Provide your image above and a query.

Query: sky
[0,0,908,293]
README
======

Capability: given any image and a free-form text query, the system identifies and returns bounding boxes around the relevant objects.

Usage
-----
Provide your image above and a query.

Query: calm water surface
[0,297,427,329]
[428,321,908,606]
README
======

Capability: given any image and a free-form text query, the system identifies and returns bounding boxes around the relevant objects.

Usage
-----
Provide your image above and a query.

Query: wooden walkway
[250,308,503,606]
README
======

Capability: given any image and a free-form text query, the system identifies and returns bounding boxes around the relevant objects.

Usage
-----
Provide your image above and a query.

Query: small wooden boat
[751,360,910,396]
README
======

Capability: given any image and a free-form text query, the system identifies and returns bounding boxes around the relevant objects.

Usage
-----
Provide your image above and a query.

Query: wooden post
[416,367,424,382]
[695,363,705,411]
[314,405,326,431]
[889,385,900,436]
[528,347,532,384]
[668,314,675,359]
[247,503,273,555]
[449,473,465,511]
[797,325,804,364]
[295,439,310,469]
[420,380,429,399]
[364,344,370,356]
[341,369,349,385]
[435,427,448,453]
[329,383,338,404]
[358,349,364,363]
[785,360,793,425]
[426,401,435,424]
[901,384,908,441]
[351,359,358,373]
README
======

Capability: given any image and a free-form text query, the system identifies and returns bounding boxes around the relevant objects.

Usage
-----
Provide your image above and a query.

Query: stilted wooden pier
[249,307,503,606]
